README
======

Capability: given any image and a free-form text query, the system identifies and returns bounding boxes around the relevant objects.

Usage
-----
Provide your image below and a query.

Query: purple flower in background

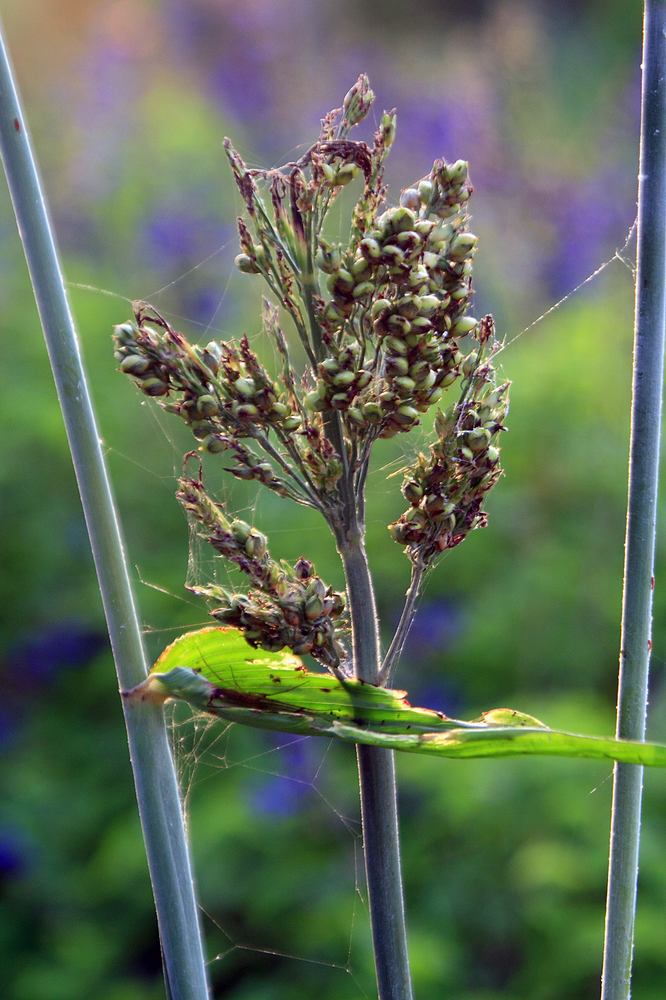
[0,829,30,879]
[163,0,317,152]
[541,169,635,299]
[8,622,106,685]
[401,598,463,658]
[141,202,236,327]
[409,678,464,717]
[248,736,314,817]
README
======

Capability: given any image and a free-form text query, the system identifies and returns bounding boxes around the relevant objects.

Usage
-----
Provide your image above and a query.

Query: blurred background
[2,1,665,997]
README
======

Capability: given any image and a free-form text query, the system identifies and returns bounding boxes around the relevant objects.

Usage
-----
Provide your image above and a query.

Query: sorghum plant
[113,76,508,998]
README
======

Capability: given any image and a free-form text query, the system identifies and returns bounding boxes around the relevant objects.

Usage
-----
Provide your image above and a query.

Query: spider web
[66,207,639,995]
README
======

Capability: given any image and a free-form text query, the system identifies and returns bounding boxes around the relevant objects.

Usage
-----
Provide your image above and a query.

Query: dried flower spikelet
[178,475,347,669]
[342,73,375,127]
[389,316,509,565]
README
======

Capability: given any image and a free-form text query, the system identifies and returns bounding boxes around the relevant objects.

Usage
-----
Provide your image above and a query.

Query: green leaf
[127,627,666,768]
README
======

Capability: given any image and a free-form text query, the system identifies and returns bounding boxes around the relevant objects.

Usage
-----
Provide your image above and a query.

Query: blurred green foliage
[2,1,666,998]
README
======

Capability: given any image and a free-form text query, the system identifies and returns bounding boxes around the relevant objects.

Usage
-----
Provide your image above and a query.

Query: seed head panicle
[113,77,508,670]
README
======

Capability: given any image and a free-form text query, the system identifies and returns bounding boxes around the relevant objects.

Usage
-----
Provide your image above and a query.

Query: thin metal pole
[0,26,209,1000]
[601,3,666,997]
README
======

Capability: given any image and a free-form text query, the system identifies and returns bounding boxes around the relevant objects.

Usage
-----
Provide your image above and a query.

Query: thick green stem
[338,530,414,1000]
[601,3,666,998]
[0,29,209,1000]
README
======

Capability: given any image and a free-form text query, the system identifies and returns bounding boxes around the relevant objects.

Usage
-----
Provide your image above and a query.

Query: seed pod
[370,299,390,321]
[395,404,419,425]
[203,434,228,454]
[294,557,314,580]
[195,394,219,418]
[386,355,410,376]
[385,336,409,356]
[141,377,170,397]
[351,256,371,278]
[410,317,432,336]
[234,377,256,399]
[235,253,261,274]
[381,245,405,267]
[231,519,251,543]
[408,265,429,288]
[389,206,416,234]
[352,281,375,300]
[394,376,416,397]
[315,243,341,273]
[380,110,396,148]
[402,480,423,503]
[331,392,350,409]
[449,232,478,260]
[327,268,355,294]
[418,179,434,203]
[282,415,302,431]
[234,403,260,419]
[335,163,359,186]
[389,522,412,544]
[305,595,325,621]
[114,321,137,344]
[387,314,411,336]
[465,427,491,452]
[452,316,479,337]
[191,420,214,440]
[120,354,151,376]
[360,237,382,261]
[304,390,327,412]
[415,370,437,392]
[400,188,421,210]
[245,530,267,558]
[397,295,421,320]
[418,294,441,316]
[362,401,382,421]
[446,159,469,185]
[330,592,346,616]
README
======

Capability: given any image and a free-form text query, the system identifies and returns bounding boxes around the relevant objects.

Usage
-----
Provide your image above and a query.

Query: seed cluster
[113,304,342,501]
[389,317,509,565]
[113,75,509,669]
[178,477,346,669]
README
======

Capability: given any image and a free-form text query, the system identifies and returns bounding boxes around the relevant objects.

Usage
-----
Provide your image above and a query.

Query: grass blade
[0,27,209,999]
[128,627,666,767]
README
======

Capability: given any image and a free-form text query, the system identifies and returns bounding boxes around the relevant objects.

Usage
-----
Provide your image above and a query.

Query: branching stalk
[381,561,426,685]
[601,3,666,998]
[0,29,209,1000]
[338,526,414,1000]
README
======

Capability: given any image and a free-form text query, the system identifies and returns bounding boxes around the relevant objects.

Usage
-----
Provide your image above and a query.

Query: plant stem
[381,561,426,685]
[601,3,666,998]
[0,29,209,1000]
[338,526,414,1000]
